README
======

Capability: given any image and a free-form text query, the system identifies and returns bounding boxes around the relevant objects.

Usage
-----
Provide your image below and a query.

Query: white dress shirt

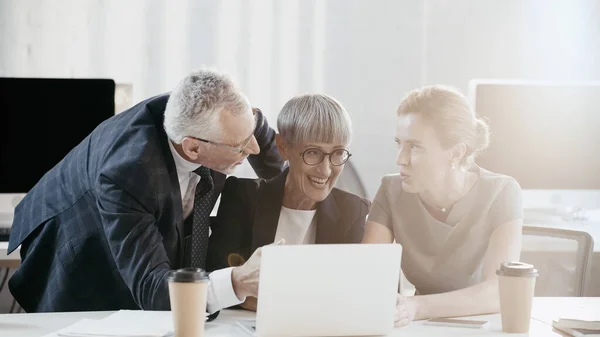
[168,141,244,313]
[274,206,317,245]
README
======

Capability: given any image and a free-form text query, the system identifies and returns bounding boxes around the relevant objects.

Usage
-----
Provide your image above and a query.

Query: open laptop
[240,244,401,337]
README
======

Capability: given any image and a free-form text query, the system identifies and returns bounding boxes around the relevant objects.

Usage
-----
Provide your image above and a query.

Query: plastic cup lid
[167,268,209,283]
[496,261,538,277]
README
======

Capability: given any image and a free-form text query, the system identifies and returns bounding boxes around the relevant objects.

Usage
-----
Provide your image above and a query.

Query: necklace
[418,194,450,213]
[421,173,469,213]
[431,203,448,213]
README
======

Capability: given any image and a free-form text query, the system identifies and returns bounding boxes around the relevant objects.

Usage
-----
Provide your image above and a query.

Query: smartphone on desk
[424,317,489,329]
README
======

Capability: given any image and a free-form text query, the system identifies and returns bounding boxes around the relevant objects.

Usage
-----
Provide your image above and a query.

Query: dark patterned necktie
[190,166,214,269]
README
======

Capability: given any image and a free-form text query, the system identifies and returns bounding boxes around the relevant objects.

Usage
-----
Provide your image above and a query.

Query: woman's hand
[395,294,417,327]
[240,296,258,312]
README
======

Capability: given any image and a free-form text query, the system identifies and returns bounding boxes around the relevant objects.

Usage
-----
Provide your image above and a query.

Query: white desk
[0,242,19,268]
[0,298,598,337]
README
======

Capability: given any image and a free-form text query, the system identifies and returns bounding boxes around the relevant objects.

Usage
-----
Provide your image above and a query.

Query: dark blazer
[7,93,286,312]
[206,170,370,272]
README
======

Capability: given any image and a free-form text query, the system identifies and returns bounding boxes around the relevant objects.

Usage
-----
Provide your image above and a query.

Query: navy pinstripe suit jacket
[7,93,285,312]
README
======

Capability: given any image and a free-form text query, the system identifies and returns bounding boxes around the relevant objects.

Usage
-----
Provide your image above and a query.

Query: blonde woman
[363,85,523,326]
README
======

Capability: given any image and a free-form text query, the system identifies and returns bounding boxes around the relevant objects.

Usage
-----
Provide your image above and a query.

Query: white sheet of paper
[55,310,177,337]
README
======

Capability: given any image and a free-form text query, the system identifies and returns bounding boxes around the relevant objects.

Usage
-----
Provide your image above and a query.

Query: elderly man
[7,69,286,313]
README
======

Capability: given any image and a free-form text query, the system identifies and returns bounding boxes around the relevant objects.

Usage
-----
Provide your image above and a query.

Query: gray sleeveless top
[368,166,523,295]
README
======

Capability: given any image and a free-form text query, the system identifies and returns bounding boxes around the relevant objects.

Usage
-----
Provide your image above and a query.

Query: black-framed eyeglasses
[189,110,258,154]
[300,148,352,166]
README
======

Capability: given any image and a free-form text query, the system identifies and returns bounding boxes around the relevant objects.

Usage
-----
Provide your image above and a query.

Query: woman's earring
[451,162,457,170]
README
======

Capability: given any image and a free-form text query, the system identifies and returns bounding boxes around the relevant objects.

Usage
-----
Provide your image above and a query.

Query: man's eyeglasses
[189,111,258,154]
[300,148,351,166]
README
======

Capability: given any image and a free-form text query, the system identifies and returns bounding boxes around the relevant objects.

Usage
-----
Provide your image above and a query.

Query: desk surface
[0,242,19,269]
[0,241,14,255]
[0,297,598,337]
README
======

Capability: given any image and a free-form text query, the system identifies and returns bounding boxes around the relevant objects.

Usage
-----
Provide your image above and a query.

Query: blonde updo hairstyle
[397,85,490,170]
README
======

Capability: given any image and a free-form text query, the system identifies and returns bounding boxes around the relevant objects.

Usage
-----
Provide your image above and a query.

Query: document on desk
[51,310,176,337]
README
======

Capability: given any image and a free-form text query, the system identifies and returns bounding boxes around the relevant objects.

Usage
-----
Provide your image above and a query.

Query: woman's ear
[450,143,467,167]
[275,134,290,161]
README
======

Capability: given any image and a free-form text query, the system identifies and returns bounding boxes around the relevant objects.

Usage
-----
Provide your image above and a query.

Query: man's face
[195,108,260,175]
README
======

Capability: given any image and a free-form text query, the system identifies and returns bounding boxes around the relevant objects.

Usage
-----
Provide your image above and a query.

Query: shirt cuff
[206,267,245,314]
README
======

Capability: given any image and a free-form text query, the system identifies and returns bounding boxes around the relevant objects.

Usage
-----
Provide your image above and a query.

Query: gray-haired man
[7,69,286,314]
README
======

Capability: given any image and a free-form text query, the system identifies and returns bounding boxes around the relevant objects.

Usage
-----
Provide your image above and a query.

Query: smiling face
[275,93,353,209]
[395,113,454,194]
[277,137,349,209]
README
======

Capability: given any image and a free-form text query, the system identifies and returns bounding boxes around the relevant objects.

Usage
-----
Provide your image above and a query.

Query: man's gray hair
[277,93,352,146]
[164,69,251,143]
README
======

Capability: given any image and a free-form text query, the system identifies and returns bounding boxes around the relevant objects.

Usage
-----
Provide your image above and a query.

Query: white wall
[425,0,600,86]
[1,0,600,200]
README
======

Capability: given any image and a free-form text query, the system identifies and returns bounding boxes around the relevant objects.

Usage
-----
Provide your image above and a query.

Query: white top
[168,141,243,313]
[368,166,523,295]
[274,206,317,245]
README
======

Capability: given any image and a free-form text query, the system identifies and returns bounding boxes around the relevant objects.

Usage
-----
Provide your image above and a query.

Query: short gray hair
[164,69,251,143]
[277,93,352,146]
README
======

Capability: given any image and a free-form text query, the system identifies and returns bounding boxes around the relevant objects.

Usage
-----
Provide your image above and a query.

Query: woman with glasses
[207,93,370,311]
[363,85,523,327]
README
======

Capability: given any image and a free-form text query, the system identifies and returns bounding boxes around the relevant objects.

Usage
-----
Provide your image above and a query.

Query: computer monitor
[469,80,600,211]
[0,78,115,194]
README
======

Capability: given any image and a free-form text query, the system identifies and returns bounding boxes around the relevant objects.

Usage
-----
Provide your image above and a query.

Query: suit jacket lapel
[251,171,287,251]
[155,120,185,267]
[211,171,226,201]
[315,191,345,244]
[153,100,184,230]
[156,131,183,225]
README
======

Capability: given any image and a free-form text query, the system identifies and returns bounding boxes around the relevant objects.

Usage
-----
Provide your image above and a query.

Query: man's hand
[231,239,285,300]
[395,293,417,327]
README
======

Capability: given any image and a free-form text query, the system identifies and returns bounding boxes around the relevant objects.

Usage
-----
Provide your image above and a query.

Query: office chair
[521,226,594,297]
[336,162,369,199]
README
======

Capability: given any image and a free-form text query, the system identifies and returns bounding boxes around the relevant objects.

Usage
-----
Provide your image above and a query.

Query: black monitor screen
[473,82,600,189]
[0,78,115,193]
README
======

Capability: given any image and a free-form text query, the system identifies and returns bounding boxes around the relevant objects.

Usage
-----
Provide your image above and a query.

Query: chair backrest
[336,161,368,198]
[521,226,594,297]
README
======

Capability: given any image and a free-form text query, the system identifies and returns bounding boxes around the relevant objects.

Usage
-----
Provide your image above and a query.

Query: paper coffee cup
[496,262,538,333]
[168,268,209,337]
